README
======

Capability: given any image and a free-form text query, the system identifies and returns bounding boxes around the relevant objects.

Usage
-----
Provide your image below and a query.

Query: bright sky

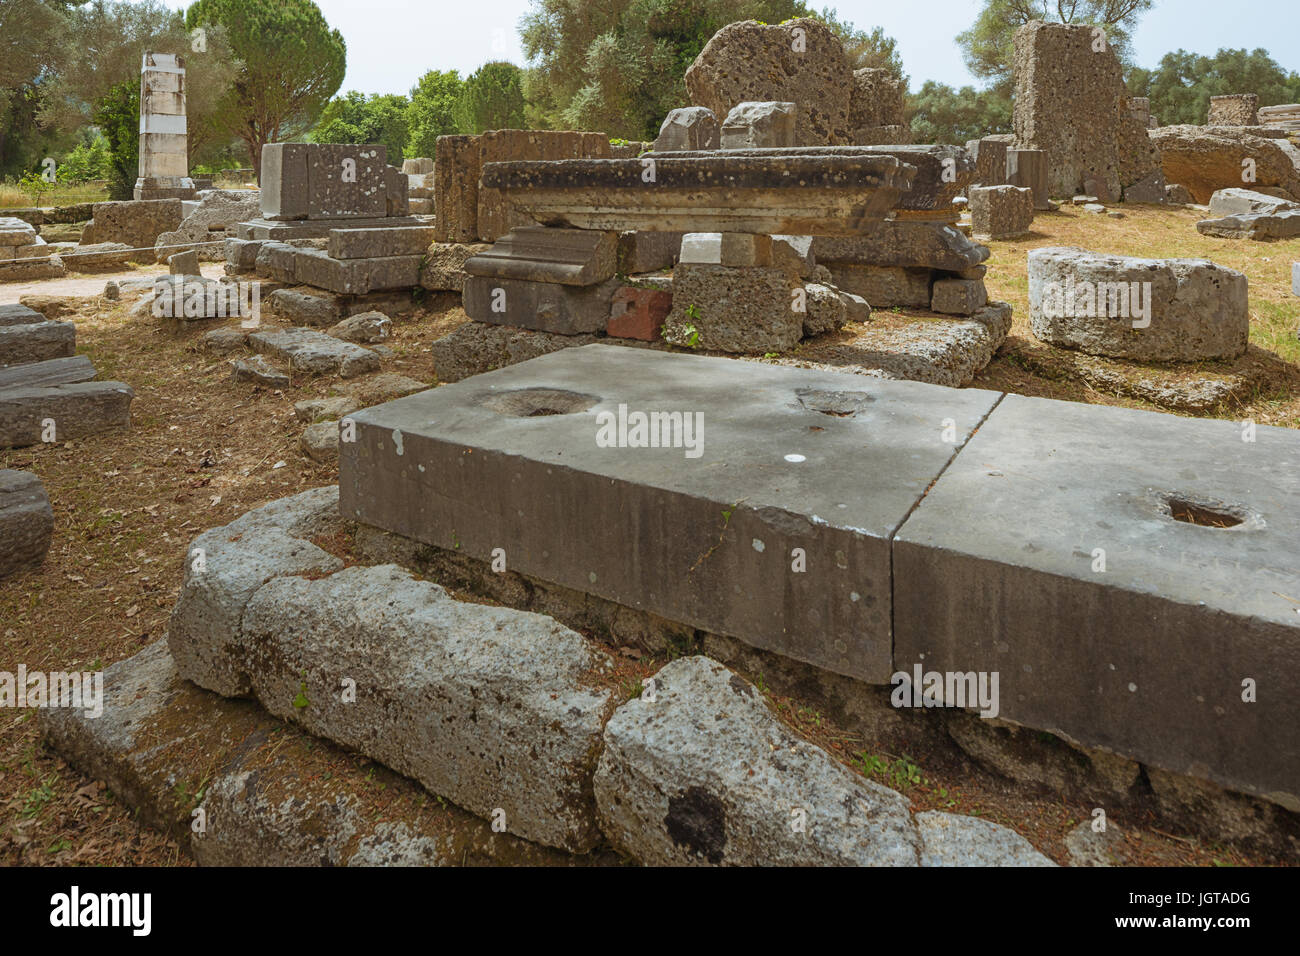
[152,0,1300,96]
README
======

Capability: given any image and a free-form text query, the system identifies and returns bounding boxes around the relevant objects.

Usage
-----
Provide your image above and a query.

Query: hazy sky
[156,0,1300,96]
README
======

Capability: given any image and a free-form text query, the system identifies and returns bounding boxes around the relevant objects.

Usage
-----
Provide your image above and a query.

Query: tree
[38,1,238,171]
[815,7,905,79]
[956,0,1154,95]
[186,0,346,181]
[520,0,820,140]
[908,80,1012,145]
[92,78,139,199]
[454,62,526,134]
[1128,48,1300,126]
[0,0,78,177]
[312,91,411,163]
[406,69,462,158]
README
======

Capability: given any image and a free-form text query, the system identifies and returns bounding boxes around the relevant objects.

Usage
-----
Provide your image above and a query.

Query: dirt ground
[1,204,1297,866]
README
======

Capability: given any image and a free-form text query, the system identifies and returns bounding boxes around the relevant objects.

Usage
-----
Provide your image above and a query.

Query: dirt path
[0,263,227,305]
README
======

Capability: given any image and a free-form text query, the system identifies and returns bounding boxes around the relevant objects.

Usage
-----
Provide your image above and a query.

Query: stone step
[38,641,587,866]
[0,320,76,367]
[326,225,436,260]
[0,381,134,448]
[0,355,96,390]
[0,469,53,579]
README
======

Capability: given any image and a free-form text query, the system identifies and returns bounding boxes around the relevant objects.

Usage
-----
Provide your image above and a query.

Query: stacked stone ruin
[1012,21,1165,204]
[0,302,134,450]
[0,302,133,580]
[0,216,65,280]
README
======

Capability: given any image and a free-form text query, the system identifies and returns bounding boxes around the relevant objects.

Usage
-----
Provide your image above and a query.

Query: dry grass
[1,202,1297,866]
[0,182,110,209]
[976,202,1300,425]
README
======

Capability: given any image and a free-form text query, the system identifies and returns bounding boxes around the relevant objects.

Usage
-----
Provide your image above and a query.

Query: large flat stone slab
[248,327,380,377]
[0,469,53,579]
[480,152,913,235]
[235,216,424,241]
[894,393,1300,809]
[0,381,134,448]
[340,344,1002,681]
[0,303,45,326]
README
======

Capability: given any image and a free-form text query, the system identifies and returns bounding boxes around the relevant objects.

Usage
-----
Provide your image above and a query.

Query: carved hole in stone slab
[795,388,875,418]
[479,387,600,418]
[1164,494,1246,529]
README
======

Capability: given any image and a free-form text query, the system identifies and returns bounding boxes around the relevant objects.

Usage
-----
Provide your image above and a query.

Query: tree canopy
[518,0,890,140]
[312,91,411,164]
[1128,48,1300,126]
[454,61,526,134]
[186,0,346,179]
[406,69,463,158]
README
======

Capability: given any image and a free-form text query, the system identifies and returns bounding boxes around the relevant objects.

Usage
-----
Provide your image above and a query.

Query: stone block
[329,311,390,344]
[685,17,852,146]
[339,344,1002,681]
[239,563,614,852]
[420,242,492,292]
[267,288,342,327]
[864,145,975,215]
[402,157,433,175]
[168,488,345,696]
[80,199,183,249]
[476,130,613,241]
[772,235,815,277]
[662,263,802,352]
[653,107,720,151]
[849,68,906,132]
[432,135,481,243]
[0,469,53,579]
[1293,261,1300,297]
[969,185,1034,240]
[0,320,76,367]
[931,278,988,316]
[169,249,199,276]
[1197,210,1300,240]
[812,221,988,272]
[1006,149,1050,210]
[0,382,134,449]
[803,282,847,336]
[826,264,933,309]
[463,227,617,286]
[1209,94,1259,127]
[966,137,1008,187]
[0,355,95,391]
[1207,188,1299,219]
[0,216,38,245]
[607,287,671,340]
[292,248,421,295]
[719,101,797,148]
[326,225,436,260]
[430,323,600,383]
[481,151,911,235]
[594,657,919,865]
[617,231,681,274]
[385,164,408,217]
[260,143,311,220]
[307,144,388,220]
[230,355,289,387]
[249,327,380,377]
[894,393,1300,807]
[1028,247,1249,361]
[462,275,620,335]
[1149,125,1300,205]
[224,237,264,272]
